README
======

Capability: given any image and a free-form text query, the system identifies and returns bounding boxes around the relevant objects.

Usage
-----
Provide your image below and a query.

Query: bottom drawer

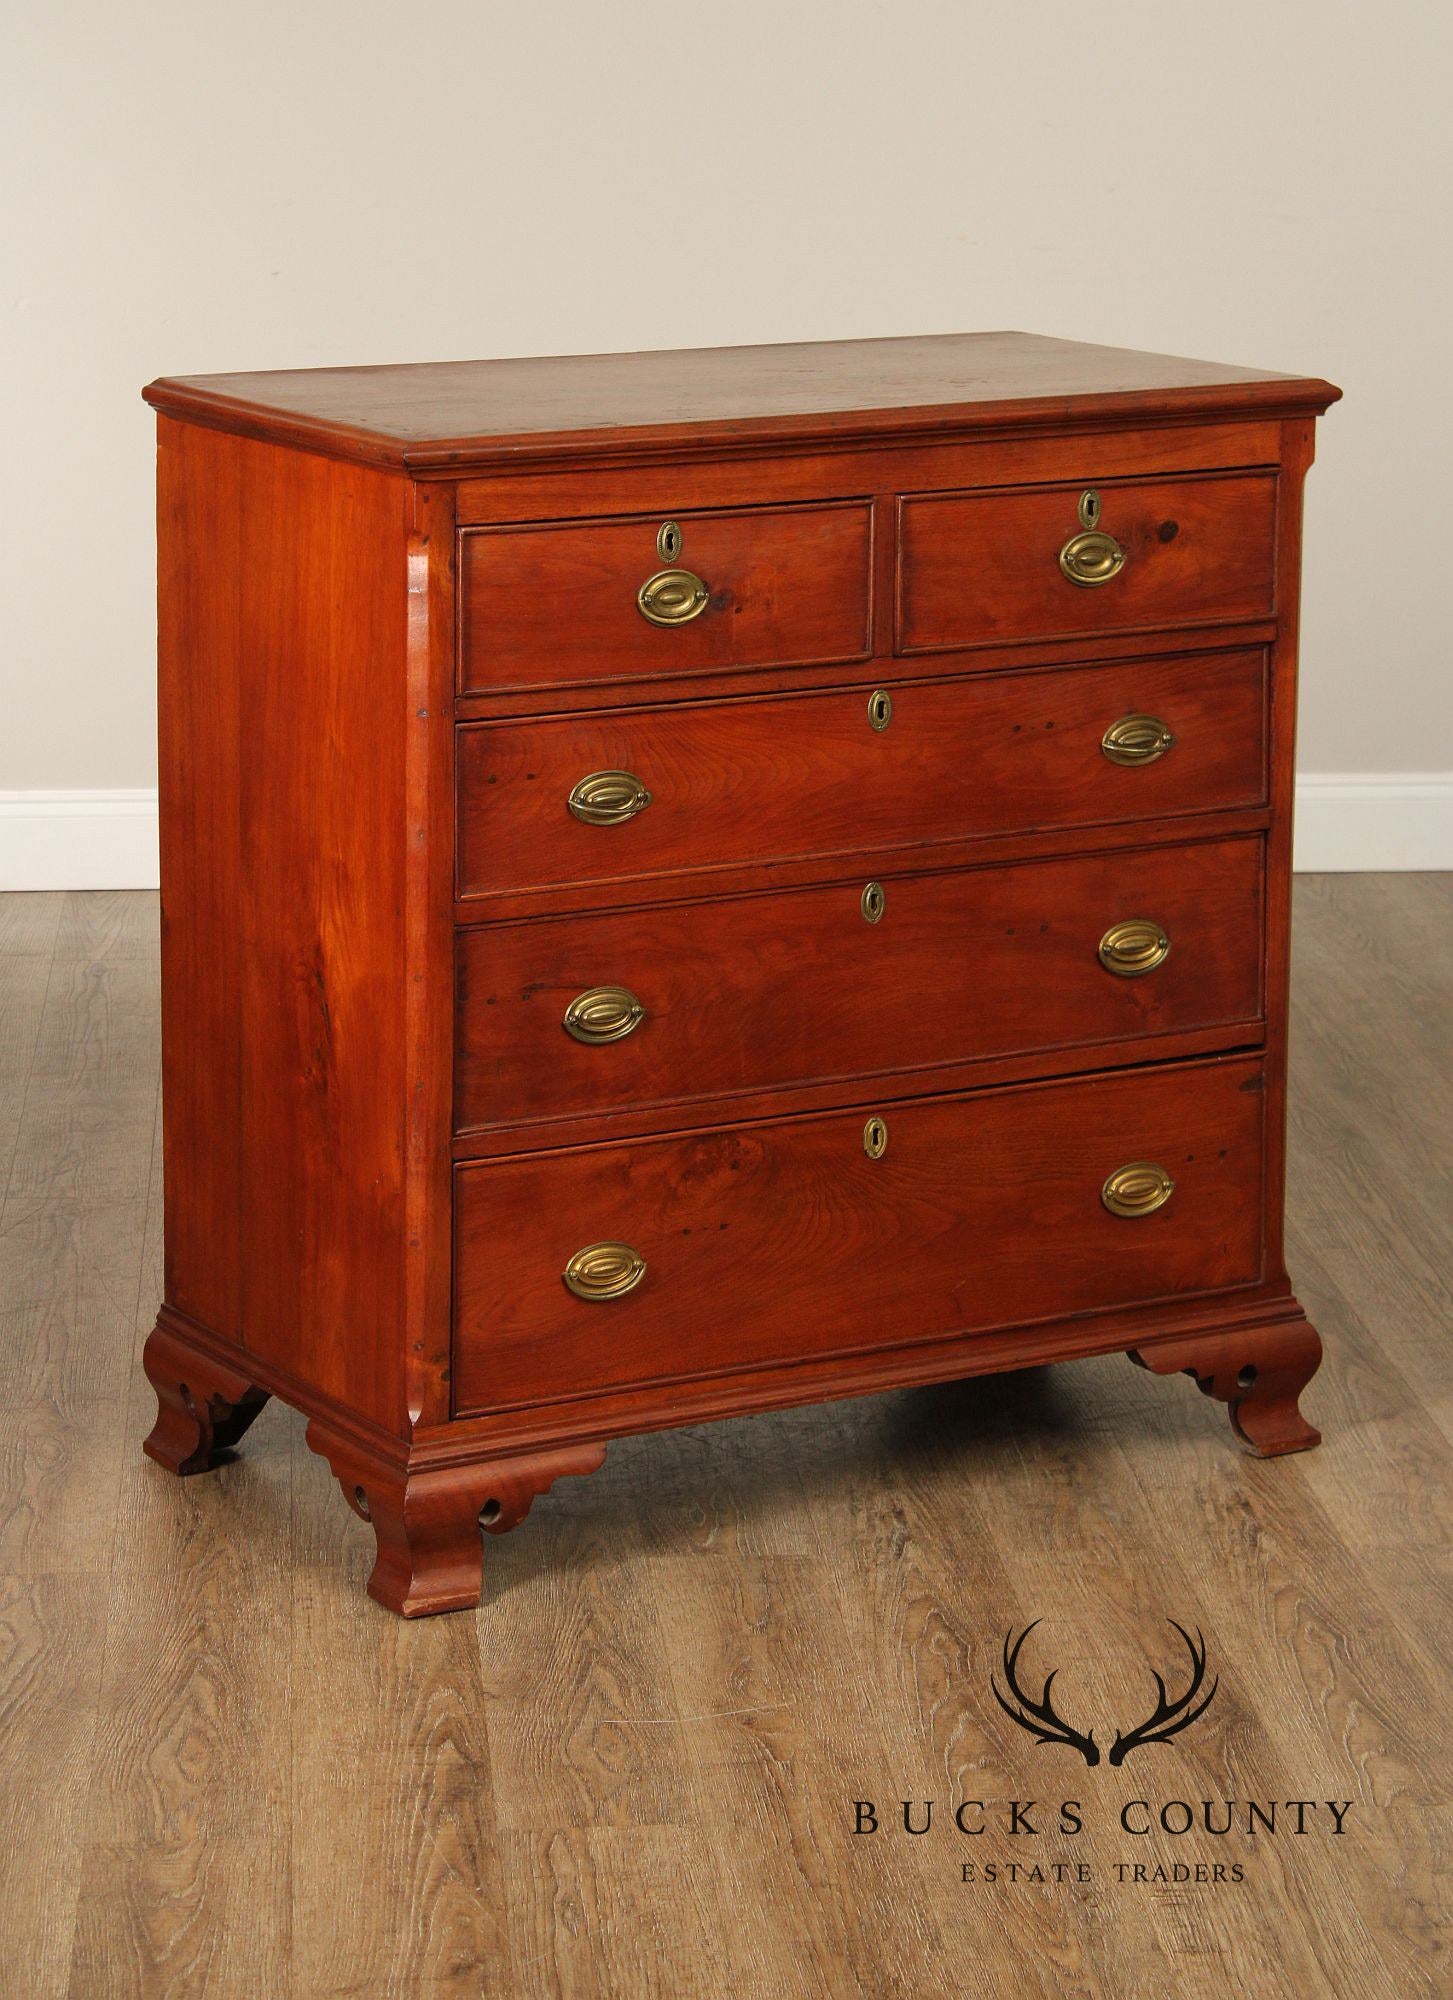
[452,1054,1266,1414]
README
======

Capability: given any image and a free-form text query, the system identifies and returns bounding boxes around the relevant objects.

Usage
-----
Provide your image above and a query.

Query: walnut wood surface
[897,471,1276,652]
[452,1054,1267,1414]
[455,834,1264,1136]
[4,878,1444,1995]
[142,329,1338,473]
[455,646,1268,904]
[459,500,873,696]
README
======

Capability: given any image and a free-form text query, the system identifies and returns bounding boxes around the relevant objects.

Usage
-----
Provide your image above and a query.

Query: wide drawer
[452,1054,1266,1413]
[458,501,874,697]
[455,836,1264,1135]
[897,472,1276,654]
[456,648,1266,902]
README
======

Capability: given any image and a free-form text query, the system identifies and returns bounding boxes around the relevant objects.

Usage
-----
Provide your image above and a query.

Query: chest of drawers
[140,332,1340,1616]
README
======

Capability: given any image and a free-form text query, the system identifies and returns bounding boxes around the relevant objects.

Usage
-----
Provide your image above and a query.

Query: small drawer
[452,1054,1266,1413]
[458,500,874,697]
[456,648,1266,903]
[897,472,1276,654]
[455,836,1264,1135]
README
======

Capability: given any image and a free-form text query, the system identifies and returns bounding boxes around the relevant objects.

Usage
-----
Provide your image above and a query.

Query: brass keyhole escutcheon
[1101,1161,1176,1218]
[861,881,885,924]
[868,689,893,732]
[863,1116,889,1160]
[1078,489,1102,529]
[657,520,682,562]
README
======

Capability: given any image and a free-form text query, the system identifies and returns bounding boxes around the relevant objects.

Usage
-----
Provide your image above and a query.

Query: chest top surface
[143,329,1339,473]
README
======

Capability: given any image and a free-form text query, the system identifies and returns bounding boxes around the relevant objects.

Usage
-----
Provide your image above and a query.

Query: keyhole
[863,1117,889,1160]
[657,520,682,562]
[1078,489,1102,529]
[868,689,893,732]
[861,881,885,924]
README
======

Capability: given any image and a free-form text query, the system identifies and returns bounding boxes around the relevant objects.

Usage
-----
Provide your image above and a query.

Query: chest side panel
[156,419,417,1432]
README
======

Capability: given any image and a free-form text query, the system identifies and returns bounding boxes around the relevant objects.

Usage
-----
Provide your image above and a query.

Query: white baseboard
[1292,773,1453,872]
[1,777,1450,891]
[0,790,160,891]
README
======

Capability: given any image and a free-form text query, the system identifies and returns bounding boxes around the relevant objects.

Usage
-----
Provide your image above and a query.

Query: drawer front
[456,649,1266,902]
[452,1055,1266,1412]
[897,473,1276,654]
[458,501,874,697]
[456,837,1264,1135]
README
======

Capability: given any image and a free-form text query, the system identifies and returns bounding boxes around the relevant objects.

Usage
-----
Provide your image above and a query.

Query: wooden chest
[140,332,1340,1615]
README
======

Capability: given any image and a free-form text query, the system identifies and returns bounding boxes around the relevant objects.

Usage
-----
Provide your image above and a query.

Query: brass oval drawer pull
[1098,920,1171,978]
[1101,714,1174,767]
[563,1241,647,1301]
[638,567,709,626]
[1101,1161,1176,1218]
[1059,528,1126,588]
[567,770,652,826]
[563,985,645,1045]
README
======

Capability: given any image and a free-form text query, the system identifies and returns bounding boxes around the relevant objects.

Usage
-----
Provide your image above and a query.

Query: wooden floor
[0,877,1448,1998]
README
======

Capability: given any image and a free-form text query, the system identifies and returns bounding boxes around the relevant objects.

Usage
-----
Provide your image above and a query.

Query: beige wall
[4,0,1449,792]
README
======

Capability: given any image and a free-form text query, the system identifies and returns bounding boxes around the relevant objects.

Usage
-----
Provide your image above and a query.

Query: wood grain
[454,648,1269,907]
[454,834,1265,1137]
[155,420,423,1434]
[458,501,873,697]
[450,419,1284,528]
[146,337,1332,1555]
[287,1431,508,1996]
[0,878,1446,1995]
[452,1054,1269,1414]
[141,330,1338,475]
[897,471,1277,653]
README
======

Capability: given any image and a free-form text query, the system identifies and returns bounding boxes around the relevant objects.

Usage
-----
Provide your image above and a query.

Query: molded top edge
[144,329,1341,474]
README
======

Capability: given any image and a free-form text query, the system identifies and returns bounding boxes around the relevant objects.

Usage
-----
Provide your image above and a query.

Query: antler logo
[992,1620,1218,1767]
[992,1621,1101,1765]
